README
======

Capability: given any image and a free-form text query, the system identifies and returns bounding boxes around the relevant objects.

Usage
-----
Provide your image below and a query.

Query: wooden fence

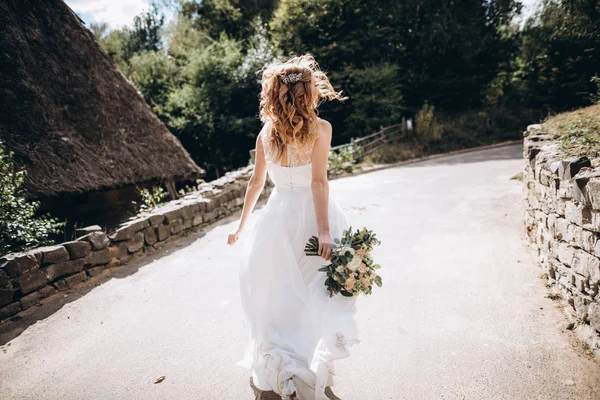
[329,123,405,162]
[249,121,409,164]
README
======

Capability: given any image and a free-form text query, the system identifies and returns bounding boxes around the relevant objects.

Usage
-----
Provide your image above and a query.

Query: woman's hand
[318,232,333,260]
[227,228,242,245]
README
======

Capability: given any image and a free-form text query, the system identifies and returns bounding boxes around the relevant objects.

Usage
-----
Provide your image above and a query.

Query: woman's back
[259,119,316,189]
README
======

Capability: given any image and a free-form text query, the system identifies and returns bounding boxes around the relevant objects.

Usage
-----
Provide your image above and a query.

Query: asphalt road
[1,144,600,400]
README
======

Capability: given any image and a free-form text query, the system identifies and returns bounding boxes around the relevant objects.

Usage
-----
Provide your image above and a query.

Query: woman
[227,54,358,400]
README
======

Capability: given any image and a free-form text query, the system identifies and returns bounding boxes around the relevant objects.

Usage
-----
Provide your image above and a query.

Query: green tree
[0,140,63,255]
[89,22,109,40]
[90,23,130,68]
[165,15,213,60]
[87,0,535,178]
[181,0,279,40]
[400,0,521,111]
[123,3,166,60]
[128,51,179,116]
[270,0,521,138]
[513,0,600,112]
[89,3,166,67]
[165,25,278,177]
[343,63,406,135]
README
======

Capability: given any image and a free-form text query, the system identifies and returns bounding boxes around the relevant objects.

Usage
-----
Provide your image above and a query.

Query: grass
[511,172,524,181]
[359,106,534,167]
[542,104,600,159]
[363,142,426,165]
[546,292,563,301]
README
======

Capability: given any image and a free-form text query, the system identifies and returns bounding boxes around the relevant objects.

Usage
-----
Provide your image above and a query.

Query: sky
[65,0,543,30]
[64,0,152,29]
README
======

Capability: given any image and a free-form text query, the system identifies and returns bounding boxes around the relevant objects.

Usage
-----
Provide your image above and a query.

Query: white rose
[347,255,362,271]
[341,246,355,257]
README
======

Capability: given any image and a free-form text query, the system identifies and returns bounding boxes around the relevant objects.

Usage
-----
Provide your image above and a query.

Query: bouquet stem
[304,235,321,257]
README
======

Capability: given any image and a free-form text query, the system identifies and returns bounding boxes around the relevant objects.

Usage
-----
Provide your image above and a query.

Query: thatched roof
[0,0,203,198]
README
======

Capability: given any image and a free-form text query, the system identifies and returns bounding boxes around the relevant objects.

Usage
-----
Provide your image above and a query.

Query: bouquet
[304,227,382,297]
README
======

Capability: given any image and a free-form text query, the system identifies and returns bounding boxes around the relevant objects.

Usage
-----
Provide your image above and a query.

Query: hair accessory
[281,73,302,84]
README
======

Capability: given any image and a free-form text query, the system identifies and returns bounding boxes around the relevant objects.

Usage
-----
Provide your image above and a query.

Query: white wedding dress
[238,121,359,400]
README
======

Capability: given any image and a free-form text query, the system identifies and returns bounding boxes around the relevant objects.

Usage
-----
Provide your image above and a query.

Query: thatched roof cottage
[0,0,203,229]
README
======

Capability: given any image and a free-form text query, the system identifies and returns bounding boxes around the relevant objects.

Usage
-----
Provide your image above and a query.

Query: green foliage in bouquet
[305,227,382,297]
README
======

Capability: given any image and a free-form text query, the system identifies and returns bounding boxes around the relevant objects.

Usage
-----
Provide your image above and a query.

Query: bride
[227,54,359,400]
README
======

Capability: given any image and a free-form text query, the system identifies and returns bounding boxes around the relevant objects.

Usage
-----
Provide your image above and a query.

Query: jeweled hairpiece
[281,73,302,84]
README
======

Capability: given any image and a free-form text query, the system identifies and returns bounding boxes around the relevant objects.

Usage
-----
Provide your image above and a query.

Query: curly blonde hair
[259,54,346,163]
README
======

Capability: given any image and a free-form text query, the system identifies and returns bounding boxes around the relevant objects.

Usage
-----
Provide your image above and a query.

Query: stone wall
[524,124,600,348]
[0,166,271,321]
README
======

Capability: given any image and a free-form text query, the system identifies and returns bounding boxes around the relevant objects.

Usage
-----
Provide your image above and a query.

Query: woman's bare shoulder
[316,118,332,141]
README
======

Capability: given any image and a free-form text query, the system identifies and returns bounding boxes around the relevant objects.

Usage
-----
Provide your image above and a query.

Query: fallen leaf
[154,376,166,384]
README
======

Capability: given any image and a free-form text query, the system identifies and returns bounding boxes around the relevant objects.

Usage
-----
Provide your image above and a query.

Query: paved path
[1,145,600,400]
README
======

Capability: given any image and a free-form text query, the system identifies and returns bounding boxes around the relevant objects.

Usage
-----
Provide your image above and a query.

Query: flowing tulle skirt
[238,186,359,400]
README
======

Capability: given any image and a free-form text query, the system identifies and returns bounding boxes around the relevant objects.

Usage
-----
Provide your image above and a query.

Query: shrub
[0,140,63,255]
[435,107,530,150]
[592,76,600,105]
[364,143,424,165]
[415,104,443,143]
[135,186,167,212]
[328,146,356,176]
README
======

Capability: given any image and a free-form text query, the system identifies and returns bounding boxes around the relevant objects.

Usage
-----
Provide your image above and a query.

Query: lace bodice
[259,120,313,188]
[259,121,313,168]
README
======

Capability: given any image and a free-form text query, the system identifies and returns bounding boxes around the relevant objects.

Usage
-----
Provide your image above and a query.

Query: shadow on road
[406,143,523,168]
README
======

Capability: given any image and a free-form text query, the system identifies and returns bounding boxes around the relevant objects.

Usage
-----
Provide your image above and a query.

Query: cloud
[521,0,542,20]
[64,0,150,28]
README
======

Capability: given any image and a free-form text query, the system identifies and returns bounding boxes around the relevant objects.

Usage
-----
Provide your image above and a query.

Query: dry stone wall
[0,166,271,321]
[524,124,600,348]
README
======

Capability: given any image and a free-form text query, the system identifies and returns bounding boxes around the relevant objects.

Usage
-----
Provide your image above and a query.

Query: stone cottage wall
[524,124,600,347]
[0,166,272,321]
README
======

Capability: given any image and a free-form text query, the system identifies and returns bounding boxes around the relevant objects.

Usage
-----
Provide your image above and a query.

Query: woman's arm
[311,119,333,260]
[227,134,268,245]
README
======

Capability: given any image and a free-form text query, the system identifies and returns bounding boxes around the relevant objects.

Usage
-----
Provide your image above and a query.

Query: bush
[415,104,443,143]
[592,76,600,105]
[436,107,533,150]
[135,186,167,212]
[364,143,425,165]
[328,146,356,176]
[0,140,63,255]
